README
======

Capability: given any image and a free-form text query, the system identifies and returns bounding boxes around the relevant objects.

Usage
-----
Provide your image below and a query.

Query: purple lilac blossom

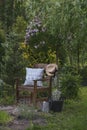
[25,16,46,44]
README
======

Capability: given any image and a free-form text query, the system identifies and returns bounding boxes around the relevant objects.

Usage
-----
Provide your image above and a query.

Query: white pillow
[24,67,44,86]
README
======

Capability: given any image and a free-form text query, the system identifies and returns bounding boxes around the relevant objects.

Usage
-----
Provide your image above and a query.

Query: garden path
[0,105,47,130]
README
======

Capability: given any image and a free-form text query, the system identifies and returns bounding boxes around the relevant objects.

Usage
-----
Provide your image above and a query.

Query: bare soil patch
[0,105,47,130]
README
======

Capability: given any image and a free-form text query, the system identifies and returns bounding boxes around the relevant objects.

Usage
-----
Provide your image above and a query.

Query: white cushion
[24,67,44,86]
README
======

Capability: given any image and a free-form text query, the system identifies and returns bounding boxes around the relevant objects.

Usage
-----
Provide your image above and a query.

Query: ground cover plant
[0,87,87,130]
[32,87,87,130]
[0,110,13,124]
[0,1,87,129]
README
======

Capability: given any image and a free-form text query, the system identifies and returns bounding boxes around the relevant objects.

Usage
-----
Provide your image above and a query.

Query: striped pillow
[24,67,44,86]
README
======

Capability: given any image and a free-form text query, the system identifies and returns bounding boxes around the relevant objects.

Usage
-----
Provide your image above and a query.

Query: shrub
[60,73,81,100]
[61,65,78,75]
[79,66,87,86]
[0,79,15,105]
[17,104,36,120]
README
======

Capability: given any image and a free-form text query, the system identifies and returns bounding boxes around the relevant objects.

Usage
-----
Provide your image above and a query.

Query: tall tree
[0,0,27,32]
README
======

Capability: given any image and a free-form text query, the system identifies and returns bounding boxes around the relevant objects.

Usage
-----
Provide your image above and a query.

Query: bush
[1,32,26,87]
[61,65,78,75]
[60,73,81,99]
[79,66,87,86]
[0,79,15,105]
[17,104,36,120]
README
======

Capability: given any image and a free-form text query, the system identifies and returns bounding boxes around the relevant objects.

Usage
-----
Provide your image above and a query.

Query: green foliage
[0,79,14,105]
[12,16,27,40]
[0,0,87,106]
[17,104,36,120]
[25,15,56,63]
[0,87,87,130]
[1,32,26,86]
[0,96,15,106]
[0,0,87,68]
[1,0,15,30]
[0,110,13,124]
[26,88,87,130]
[0,29,5,43]
[25,0,87,67]
[60,72,81,99]
[0,21,5,65]
[59,64,81,99]
[79,66,87,86]
[61,64,78,75]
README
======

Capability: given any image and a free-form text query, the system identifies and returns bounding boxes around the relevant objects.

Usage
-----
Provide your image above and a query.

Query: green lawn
[33,87,87,130]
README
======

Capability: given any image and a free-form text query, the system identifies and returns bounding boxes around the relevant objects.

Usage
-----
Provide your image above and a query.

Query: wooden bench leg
[33,93,37,107]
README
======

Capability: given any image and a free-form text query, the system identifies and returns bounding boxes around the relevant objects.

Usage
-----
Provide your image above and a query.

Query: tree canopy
[0,0,87,87]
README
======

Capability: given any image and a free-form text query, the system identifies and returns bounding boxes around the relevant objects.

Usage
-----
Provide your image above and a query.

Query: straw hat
[46,64,58,76]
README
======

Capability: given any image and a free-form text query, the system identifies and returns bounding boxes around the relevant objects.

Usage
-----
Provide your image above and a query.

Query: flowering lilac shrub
[25,16,46,48]
[24,16,56,63]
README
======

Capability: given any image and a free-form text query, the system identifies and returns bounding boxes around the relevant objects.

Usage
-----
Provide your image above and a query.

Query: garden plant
[0,0,87,130]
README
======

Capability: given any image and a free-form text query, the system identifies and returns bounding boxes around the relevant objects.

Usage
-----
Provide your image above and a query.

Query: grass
[31,87,87,130]
[0,110,13,125]
[0,87,87,130]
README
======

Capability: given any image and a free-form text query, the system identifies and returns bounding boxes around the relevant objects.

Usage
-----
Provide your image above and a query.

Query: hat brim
[46,64,58,76]
[46,71,55,76]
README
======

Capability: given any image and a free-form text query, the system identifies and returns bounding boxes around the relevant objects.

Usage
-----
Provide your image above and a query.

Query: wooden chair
[15,64,53,106]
